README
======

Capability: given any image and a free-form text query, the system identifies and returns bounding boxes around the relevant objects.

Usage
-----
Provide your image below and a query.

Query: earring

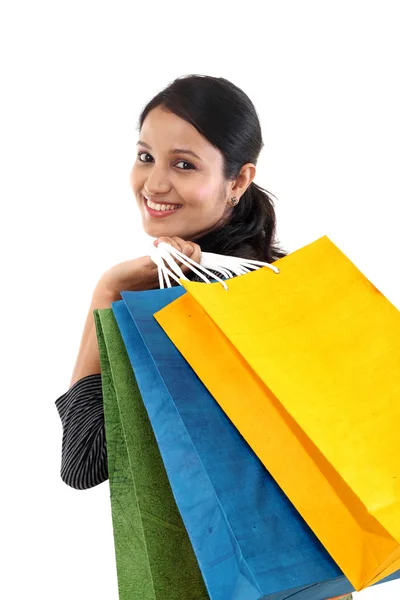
[228,196,239,206]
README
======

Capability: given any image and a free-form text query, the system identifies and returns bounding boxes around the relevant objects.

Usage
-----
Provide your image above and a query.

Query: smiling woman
[57,72,291,484]
[54,74,353,599]
[127,74,287,261]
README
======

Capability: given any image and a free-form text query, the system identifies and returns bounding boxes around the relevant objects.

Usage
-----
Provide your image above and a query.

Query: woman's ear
[230,163,256,198]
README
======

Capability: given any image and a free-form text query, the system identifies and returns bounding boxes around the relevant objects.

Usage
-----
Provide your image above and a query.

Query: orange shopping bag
[154,235,400,593]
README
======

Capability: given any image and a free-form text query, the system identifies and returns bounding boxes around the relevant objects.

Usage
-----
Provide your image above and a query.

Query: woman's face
[129,106,232,240]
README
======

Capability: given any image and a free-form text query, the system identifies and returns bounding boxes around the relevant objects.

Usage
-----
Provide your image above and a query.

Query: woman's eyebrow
[136,140,203,162]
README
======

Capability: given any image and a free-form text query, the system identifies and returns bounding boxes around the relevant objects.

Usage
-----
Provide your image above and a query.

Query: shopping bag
[93,307,209,600]
[153,234,400,592]
[112,285,357,600]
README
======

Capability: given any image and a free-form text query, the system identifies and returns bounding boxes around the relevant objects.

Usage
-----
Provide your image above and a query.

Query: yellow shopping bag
[154,235,400,592]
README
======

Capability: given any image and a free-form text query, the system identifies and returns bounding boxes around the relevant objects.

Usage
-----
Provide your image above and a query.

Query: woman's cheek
[187,184,216,210]
[129,166,140,193]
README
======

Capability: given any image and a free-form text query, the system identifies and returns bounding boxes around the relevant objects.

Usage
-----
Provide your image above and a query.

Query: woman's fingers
[154,237,200,260]
[185,241,202,266]
[172,237,195,258]
[153,236,202,274]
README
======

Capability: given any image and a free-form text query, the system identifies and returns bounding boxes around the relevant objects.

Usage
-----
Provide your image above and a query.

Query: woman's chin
[140,212,204,241]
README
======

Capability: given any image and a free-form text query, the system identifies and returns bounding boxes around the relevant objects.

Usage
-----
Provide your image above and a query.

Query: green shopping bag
[93,308,208,600]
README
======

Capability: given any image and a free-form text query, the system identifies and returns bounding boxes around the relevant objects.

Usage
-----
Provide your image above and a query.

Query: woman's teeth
[146,198,181,212]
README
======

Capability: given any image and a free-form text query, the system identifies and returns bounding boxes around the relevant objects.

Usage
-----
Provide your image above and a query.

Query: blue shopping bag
[111,287,400,600]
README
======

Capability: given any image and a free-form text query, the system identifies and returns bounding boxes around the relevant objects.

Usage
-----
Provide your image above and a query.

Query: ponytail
[195,182,287,263]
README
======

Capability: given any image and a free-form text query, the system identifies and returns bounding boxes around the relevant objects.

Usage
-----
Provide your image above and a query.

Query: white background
[1,0,399,598]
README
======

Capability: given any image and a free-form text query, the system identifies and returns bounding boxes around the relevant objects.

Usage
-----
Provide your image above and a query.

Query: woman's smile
[143,194,183,218]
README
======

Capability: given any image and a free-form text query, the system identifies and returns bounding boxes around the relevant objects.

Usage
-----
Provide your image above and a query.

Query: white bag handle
[149,242,280,291]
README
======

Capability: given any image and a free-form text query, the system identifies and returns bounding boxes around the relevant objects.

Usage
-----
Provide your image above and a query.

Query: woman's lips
[144,196,183,219]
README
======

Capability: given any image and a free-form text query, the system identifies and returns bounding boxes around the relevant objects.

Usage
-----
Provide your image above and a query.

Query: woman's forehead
[140,106,221,162]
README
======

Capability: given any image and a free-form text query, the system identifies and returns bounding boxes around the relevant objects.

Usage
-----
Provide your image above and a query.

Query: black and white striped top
[55,373,107,490]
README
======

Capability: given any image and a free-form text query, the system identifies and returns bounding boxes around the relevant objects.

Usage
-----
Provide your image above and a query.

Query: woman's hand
[154,236,202,277]
[95,255,160,300]
[94,237,202,301]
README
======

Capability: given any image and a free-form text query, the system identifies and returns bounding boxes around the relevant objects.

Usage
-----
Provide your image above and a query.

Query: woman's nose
[144,167,171,195]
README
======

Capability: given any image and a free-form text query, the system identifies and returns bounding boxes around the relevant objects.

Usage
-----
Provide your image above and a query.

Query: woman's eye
[137,152,194,170]
[175,160,195,170]
[137,152,152,163]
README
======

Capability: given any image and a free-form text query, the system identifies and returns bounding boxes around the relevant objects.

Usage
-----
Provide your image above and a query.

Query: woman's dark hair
[137,74,287,264]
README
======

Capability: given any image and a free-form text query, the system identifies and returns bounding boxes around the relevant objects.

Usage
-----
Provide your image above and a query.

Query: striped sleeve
[55,373,108,490]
